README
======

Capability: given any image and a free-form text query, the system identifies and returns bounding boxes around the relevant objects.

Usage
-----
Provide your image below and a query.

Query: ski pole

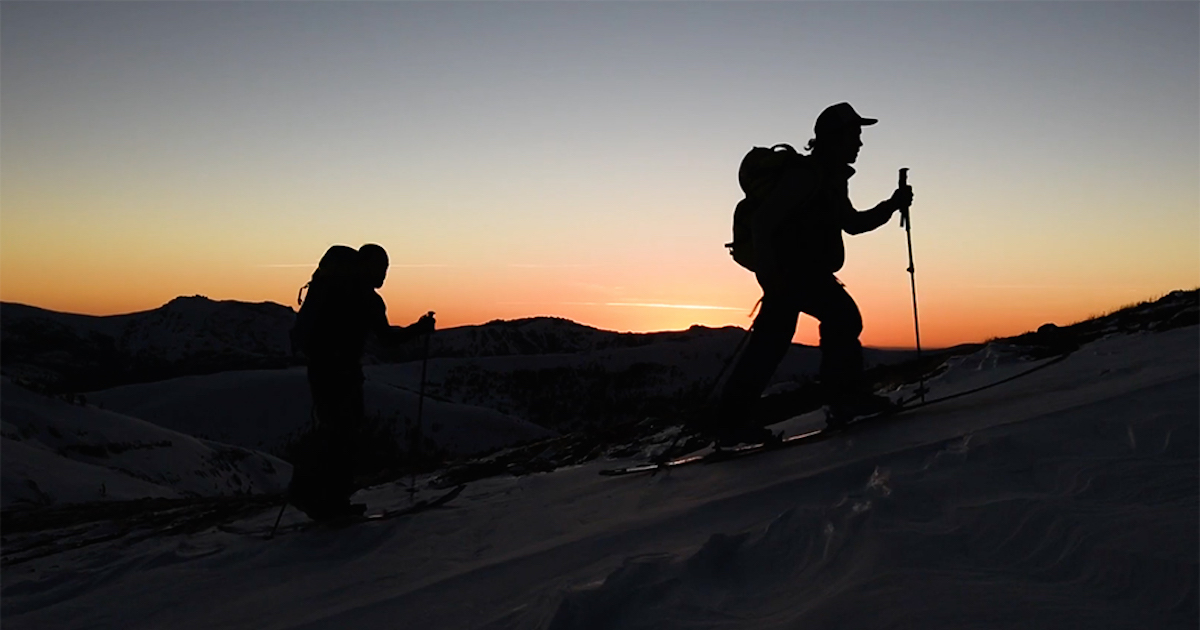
[702,298,761,403]
[409,311,435,502]
[650,300,759,466]
[898,168,927,403]
[267,498,287,539]
[271,404,321,538]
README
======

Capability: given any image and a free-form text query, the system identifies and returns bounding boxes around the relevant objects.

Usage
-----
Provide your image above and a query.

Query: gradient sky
[3,1,1197,348]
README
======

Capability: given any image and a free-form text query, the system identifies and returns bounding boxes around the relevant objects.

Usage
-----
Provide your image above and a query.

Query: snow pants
[288,365,365,511]
[718,273,864,425]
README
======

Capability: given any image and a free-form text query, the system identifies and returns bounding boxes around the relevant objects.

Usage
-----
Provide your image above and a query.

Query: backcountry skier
[288,243,436,521]
[715,102,913,445]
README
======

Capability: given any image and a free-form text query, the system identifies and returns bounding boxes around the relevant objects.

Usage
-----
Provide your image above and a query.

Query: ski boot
[290,490,367,523]
[825,393,901,431]
[713,423,783,449]
[305,501,368,523]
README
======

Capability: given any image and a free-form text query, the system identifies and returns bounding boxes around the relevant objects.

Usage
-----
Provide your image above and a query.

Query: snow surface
[369,329,909,401]
[2,326,1196,629]
[81,324,906,460]
[0,378,290,508]
[86,367,554,458]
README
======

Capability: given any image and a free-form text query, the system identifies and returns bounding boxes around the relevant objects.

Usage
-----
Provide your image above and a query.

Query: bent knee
[819,318,863,344]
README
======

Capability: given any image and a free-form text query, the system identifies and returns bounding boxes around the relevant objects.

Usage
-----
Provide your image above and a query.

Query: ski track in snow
[2,327,1197,630]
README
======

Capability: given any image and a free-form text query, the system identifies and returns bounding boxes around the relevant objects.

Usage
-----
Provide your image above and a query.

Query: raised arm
[369,296,436,347]
[842,184,912,235]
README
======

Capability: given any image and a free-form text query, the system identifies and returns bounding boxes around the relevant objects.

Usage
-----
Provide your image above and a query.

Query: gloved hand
[889,184,913,212]
[413,312,436,335]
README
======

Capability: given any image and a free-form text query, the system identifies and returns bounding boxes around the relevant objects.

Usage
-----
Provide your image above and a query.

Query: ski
[599,352,1073,477]
[356,483,466,523]
[598,411,888,477]
[222,484,466,538]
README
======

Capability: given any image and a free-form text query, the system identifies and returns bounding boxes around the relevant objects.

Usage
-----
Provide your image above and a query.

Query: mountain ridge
[4,289,1195,397]
[0,297,781,392]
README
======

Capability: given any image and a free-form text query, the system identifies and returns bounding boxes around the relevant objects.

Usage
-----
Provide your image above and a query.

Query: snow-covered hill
[84,367,554,459]
[417,316,642,357]
[368,330,910,434]
[2,297,915,394]
[1,297,298,392]
[82,326,908,457]
[0,378,290,509]
[1,312,1195,629]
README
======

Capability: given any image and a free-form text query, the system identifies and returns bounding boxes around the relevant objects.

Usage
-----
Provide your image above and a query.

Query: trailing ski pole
[409,312,435,502]
[898,168,927,403]
[702,298,761,402]
[271,404,319,538]
[266,498,287,540]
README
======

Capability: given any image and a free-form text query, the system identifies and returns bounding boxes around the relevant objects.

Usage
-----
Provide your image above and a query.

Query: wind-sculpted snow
[542,380,1198,630]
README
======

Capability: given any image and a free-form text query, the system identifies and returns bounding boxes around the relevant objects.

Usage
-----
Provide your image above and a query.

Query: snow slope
[366,336,909,432]
[85,367,554,458]
[82,329,907,459]
[0,378,290,509]
[2,325,1196,629]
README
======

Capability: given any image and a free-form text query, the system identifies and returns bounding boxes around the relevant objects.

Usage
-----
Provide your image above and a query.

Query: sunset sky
[2,1,1197,348]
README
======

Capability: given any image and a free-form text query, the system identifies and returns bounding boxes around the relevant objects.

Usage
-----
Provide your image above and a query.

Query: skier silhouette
[715,102,913,445]
[288,243,435,521]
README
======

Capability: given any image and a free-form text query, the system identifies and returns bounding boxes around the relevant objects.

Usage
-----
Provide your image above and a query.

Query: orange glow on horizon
[2,280,1191,350]
[2,238,1192,350]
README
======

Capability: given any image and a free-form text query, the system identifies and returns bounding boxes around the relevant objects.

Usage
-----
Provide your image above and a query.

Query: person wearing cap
[714,102,913,445]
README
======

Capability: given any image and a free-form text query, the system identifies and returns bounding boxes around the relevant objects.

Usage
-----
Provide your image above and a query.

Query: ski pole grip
[898,168,910,228]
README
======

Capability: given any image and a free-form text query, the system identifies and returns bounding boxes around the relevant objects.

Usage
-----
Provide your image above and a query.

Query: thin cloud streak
[494,301,745,311]
[255,263,455,268]
[565,301,745,311]
[507,263,594,269]
[965,284,1162,291]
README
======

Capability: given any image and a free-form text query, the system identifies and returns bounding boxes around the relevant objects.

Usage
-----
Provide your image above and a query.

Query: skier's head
[358,243,389,289]
[806,102,876,165]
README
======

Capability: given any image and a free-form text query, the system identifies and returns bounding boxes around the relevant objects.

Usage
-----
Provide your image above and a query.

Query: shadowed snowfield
[2,325,1196,629]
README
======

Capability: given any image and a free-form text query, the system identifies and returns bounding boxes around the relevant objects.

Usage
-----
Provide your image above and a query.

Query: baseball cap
[814,102,878,137]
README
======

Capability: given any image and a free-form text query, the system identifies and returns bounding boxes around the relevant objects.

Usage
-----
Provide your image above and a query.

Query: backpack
[291,245,362,355]
[725,144,802,272]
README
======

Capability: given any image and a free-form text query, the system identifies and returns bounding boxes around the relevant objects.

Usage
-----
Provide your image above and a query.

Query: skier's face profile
[358,244,389,289]
[363,258,388,289]
[825,127,863,165]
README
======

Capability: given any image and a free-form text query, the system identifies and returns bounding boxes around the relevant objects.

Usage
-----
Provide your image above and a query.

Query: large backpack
[725,144,803,272]
[290,245,361,355]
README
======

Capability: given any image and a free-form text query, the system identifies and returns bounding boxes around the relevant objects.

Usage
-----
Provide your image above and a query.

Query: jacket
[753,158,892,278]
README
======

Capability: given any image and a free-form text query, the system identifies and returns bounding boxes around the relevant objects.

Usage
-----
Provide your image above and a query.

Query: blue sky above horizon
[3,1,1197,347]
